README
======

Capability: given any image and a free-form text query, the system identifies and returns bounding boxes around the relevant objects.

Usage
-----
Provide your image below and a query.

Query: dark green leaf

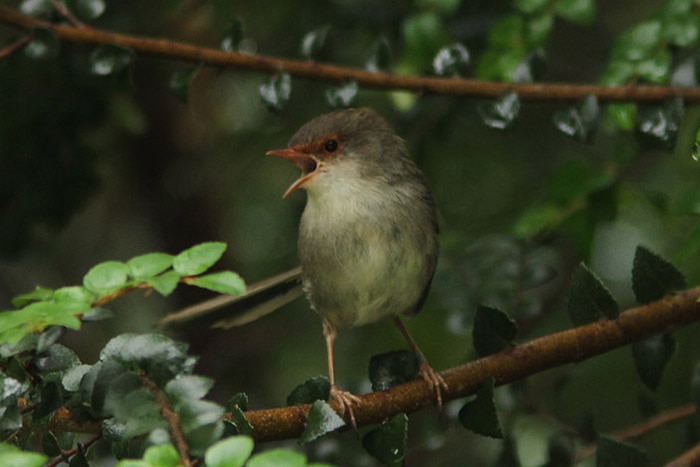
[567,263,618,326]
[361,413,408,467]
[324,81,358,108]
[473,306,517,357]
[36,326,64,354]
[556,0,596,25]
[229,407,253,436]
[227,392,248,412]
[164,375,213,410]
[69,443,89,467]
[169,68,200,104]
[458,377,503,438]
[544,432,575,467]
[478,92,520,130]
[25,28,59,60]
[12,287,53,308]
[89,45,133,77]
[299,400,345,444]
[300,25,330,60]
[66,0,106,20]
[35,344,80,373]
[632,245,686,303]
[62,364,91,392]
[32,382,62,420]
[512,48,547,83]
[287,376,330,406]
[127,253,174,280]
[259,73,292,111]
[636,98,684,147]
[553,95,599,144]
[0,375,24,404]
[204,436,254,467]
[0,404,22,431]
[365,37,391,72]
[496,436,519,467]
[92,362,134,417]
[149,271,181,296]
[41,431,62,457]
[368,350,419,392]
[80,307,116,322]
[432,42,470,76]
[632,334,676,391]
[82,261,130,294]
[220,18,244,52]
[596,435,648,467]
[113,388,166,438]
[187,271,246,295]
[178,399,224,432]
[173,242,227,276]
[692,363,700,408]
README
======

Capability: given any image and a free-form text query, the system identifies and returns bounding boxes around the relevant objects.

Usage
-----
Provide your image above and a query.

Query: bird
[266,107,446,426]
[160,107,446,427]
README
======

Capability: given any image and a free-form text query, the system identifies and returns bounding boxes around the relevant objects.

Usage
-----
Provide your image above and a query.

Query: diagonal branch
[2,7,700,103]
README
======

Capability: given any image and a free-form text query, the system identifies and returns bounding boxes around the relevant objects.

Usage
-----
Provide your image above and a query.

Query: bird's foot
[329,384,361,429]
[417,359,448,411]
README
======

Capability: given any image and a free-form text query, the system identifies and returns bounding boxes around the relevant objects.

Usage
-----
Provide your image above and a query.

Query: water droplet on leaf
[300,25,330,61]
[325,81,358,108]
[259,73,292,111]
[478,92,520,130]
[432,42,470,76]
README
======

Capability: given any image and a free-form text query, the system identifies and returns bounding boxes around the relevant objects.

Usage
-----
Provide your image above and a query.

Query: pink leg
[323,319,361,428]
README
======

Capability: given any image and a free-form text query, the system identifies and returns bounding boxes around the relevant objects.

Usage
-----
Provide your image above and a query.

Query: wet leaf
[553,95,599,143]
[173,242,227,277]
[324,81,358,108]
[300,25,330,60]
[632,245,686,303]
[369,351,419,392]
[67,0,106,20]
[220,18,244,52]
[458,377,503,438]
[169,68,200,104]
[568,263,618,326]
[432,42,470,76]
[362,413,408,467]
[89,45,133,77]
[83,261,130,293]
[25,28,59,60]
[365,37,391,72]
[259,73,292,112]
[164,375,214,408]
[632,334,676,391]
[478,92,520,130]
[19,0,52,16]
[205,436,254,467]
[596,435,648,467]
[636,98,684,147]
[299,400,345,444]
[512,48,546,83]
[473,306,517,357]
[187,271,246,295]
[286,376,330,405]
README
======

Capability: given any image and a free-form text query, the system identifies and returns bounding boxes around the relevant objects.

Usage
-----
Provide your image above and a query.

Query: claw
[329,384,361,429]
[417,359,448,411]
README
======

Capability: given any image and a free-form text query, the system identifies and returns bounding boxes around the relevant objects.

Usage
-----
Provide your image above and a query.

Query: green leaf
[149,271,181,296]
[607,103,636,130]
[0,443,47,467]
[299,400,345,444]
[89,45,133,76]
[401,12,450,73]
[204,436,254,467]
[661,9,698,46]
[12,287,53,308]
[632,334,676,391]
[164,375,213,409]
[361,413,408,467]
[52,286,95,305]
[62,364,91,392]
[36,344,79,373]
[432,43,470,76]
[66,0,106,20]
[556,0,596,26]
[173,242,227,276]
[553,95,599,144]
[636,50,671,84]
[632,246,686,303]
[229,407,254,436]
[300,25,330,60]
[472,306,517,357]
[247,449,307,467]
[596,435,648,467]
[220,18,244,52]
[178,399,224,432]
[611,20,662,61]
[287,376,330,406]
[33,382,62,420]
[227,392,249,412]
[514,0,548,14]
[69,443,89,467]
[478,92,521,130]
[368,351,419,392]
[41,431,62,457]
[636,98,684,147]
[365,37,391,72]
[83,261,130,293]
[142,444,180,466]
[458,377,503,438]
[169,68,200,104]
[187,271,246,295]
[113,388,166,438]
[24,28,59,60]
[36,326,64,354]
[127,253,174,280]
[259,73,292,112]
[567,263,618,326]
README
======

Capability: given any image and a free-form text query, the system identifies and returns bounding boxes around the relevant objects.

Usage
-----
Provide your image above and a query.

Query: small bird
[267,107,446,425]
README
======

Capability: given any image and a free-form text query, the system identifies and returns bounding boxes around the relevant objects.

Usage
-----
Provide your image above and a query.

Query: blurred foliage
[1,0,700,465]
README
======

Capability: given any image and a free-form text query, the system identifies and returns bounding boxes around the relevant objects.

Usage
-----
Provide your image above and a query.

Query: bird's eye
[324,139,338,153]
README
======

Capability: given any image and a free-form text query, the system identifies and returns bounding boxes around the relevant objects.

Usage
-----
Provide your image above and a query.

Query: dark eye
[324,139,338,153]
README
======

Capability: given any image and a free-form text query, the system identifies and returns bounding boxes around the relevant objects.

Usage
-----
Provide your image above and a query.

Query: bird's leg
[393,316,448,410]
[322,319,361,428]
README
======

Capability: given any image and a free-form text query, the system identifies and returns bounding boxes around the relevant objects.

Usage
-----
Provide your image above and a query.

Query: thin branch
[665,442,700,467]
[49,0,85,28]
[2,6,700,103]
[574,404,697,461]
[46,433,102,467]
[140,375,191,467]
[0,34,30,59]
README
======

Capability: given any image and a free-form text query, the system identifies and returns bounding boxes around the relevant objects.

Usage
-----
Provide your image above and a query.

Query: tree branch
[2,6,700,103]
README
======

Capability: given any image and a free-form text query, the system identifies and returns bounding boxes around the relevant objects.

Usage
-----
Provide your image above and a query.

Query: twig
[1,7,700,103]
[665,442,700,467]
[46,433,102,467]
[0,34,30,59]
[140,375,191,467]
[49,0,85,28]
[574,404,697,461]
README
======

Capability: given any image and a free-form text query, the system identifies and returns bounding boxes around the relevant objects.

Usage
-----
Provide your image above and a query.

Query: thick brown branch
[2,7,700,102]
[244,288,700,442]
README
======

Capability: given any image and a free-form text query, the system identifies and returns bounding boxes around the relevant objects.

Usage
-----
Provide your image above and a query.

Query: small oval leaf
[361,413,408,467]
[299,400,345,445]
[632,245,686,303]
[83,261,130,293]
[173,242,227,276]
[458,377,503,438]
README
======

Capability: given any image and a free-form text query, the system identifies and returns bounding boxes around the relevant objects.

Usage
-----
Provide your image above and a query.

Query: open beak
[267,148,319,198]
